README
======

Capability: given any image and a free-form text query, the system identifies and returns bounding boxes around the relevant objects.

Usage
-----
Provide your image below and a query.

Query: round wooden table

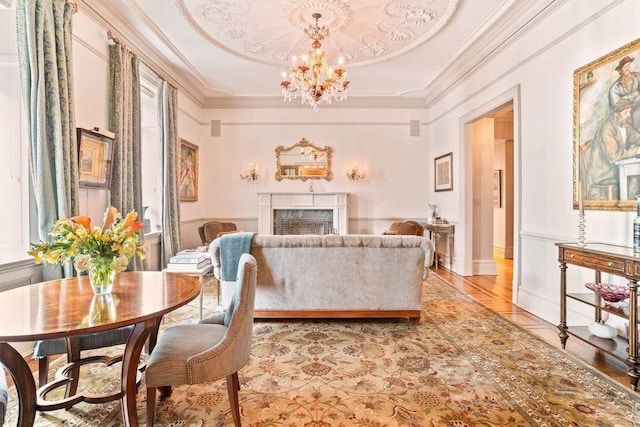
[0,271,200,427]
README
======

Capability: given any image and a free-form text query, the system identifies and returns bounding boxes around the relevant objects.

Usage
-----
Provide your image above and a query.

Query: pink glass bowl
[585,283,630,302]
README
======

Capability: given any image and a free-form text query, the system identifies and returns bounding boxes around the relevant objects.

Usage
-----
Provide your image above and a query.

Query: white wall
[189,107,429,241]
[427,0,640,323]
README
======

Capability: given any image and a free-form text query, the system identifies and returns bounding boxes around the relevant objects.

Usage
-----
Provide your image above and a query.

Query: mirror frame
[275,138,333,181]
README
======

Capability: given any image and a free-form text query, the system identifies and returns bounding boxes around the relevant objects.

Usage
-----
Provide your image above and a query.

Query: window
[0,8,30,263]
[140,64,162,234]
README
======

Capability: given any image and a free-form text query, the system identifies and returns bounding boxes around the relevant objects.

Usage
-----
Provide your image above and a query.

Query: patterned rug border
[426,270,635,398]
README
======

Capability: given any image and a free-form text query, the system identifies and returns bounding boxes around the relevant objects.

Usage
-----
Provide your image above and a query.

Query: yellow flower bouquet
[29,206,147,294]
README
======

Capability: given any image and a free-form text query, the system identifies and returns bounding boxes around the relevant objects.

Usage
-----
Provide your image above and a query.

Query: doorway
[460,88,519,304]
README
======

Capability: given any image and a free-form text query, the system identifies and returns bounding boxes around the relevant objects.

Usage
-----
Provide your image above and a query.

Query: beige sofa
[210,234,434,322]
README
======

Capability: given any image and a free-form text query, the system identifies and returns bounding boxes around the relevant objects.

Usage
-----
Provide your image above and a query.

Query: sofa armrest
[210,238,222,280]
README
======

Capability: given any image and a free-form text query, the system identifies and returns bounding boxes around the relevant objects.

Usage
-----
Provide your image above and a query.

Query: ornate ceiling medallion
[176,0,460,68]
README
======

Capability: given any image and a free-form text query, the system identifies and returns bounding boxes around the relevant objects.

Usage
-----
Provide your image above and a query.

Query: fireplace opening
[274,209,334,235]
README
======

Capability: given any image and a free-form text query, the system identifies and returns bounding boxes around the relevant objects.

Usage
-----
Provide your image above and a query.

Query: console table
[556,242,639,390]
[422,222,454,269]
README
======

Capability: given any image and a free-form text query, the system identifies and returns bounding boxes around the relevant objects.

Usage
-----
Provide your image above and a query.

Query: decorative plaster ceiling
[80,0,565,105]
[175,0,459,68]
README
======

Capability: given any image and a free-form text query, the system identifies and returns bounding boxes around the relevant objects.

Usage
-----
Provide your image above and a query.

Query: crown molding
[77,0,207,107]
[202,96,427,110]
[423,0,569,107]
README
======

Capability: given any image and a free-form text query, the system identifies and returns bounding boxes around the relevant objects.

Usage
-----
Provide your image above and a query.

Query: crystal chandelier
[280,13,349,110]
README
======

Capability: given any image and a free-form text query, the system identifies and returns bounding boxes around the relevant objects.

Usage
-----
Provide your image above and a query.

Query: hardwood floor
[433,256,631,389]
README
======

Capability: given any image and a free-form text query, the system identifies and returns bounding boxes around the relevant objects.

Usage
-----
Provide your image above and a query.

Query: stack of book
[166,250,211,272]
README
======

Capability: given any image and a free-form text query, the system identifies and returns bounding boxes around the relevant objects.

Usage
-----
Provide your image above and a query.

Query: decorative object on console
[577,182,586,246]
[346,163,365,181]
[585,282,630,303]
[280,12,349,110]
[634,195,640,252]
[584,282,628,340]
[240,162,258,181]
[428,204,439,223]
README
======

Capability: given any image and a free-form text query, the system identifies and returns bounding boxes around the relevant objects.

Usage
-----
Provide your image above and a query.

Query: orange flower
[120,211,138,230]
[124,221,145,239]
[71,216,92,230]
[102,206,118,231]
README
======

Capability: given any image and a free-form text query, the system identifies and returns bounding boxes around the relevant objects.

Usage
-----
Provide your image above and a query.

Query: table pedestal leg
[121,319,160,426]
[0,342,36,426]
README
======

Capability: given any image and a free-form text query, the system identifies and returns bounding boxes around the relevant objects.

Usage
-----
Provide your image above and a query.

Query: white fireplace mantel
[257,192,349,235]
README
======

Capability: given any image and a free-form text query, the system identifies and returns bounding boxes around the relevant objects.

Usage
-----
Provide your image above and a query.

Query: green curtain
[16,0,79,280]
[108,43,145,270]
[158,80,181,266]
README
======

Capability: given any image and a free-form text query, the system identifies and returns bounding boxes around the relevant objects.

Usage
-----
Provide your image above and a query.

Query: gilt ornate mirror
[275,138,333,181]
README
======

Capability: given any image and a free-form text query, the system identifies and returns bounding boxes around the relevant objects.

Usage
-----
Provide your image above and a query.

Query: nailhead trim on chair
[186,262,254,384]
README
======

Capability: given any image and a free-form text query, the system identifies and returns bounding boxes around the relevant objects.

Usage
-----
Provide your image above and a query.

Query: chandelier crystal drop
[280,13,349,111]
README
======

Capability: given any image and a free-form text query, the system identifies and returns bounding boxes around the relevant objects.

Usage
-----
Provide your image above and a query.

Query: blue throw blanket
[220,232,255,281]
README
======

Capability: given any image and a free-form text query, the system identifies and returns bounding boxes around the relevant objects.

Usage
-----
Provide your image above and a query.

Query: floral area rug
[5,272,640,426]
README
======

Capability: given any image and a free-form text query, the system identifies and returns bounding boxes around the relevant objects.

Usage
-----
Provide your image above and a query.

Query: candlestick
[578,183,584,216]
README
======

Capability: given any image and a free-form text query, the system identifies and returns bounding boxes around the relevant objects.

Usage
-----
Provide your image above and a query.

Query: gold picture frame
[179,138,199,202]
[77,128,114,188]
[574,37,640,211]
[434,152,453,192]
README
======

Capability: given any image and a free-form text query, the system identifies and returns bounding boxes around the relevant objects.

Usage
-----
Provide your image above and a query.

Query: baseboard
[473,259,497,275]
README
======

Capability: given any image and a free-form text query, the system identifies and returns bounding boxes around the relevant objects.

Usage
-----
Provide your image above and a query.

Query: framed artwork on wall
[493,170,502,207]
[179,138,198,202]
[77,128,114,188]
[434,152,453,192]
[573,37,640,212]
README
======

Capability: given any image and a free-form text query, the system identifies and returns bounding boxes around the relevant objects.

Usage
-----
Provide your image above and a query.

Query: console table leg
[627,280,639,391]
[0,342,37,426]
[558,261,568,349]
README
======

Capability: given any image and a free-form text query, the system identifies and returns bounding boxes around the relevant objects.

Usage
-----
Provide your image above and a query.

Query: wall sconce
[346,163,365,181]
[240,163,258,181]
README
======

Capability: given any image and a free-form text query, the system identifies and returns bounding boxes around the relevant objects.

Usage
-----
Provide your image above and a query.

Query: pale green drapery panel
[16,0,79,280]
[158,80,181,266]
[108,43,145,270]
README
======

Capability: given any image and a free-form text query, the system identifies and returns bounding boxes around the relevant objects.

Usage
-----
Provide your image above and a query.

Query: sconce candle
[346,163,365,181]
[240,163,258,181]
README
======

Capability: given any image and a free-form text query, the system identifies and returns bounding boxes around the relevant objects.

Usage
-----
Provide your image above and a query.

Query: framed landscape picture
[493,170,502,207]
[179,138,198,202]
[573,37,640,211]
[77,128,114,188]
[434,152,453,192]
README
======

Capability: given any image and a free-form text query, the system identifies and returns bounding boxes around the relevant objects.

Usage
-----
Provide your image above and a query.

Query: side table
[421,222,455,269]
[163,264,214,319]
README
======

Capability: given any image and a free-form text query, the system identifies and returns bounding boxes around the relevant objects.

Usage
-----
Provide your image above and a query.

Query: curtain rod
[106,30,177,90]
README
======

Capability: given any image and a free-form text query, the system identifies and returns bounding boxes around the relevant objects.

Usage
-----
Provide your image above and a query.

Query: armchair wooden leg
[146,386,157,426]
[227,372,241,426]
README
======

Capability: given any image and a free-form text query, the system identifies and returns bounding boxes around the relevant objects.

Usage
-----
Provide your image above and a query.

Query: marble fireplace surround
[257,193,349,235]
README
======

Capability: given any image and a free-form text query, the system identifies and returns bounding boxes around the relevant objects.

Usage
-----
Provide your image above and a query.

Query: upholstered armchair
[145,253,258,426]
[198,221,238,245]
[383,220,424,236]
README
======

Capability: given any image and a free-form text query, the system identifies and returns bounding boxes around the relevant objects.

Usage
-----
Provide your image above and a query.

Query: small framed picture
[434,152,453,192]
[493,170,502,207]
[77,128,114,188]
[179,138,199,202]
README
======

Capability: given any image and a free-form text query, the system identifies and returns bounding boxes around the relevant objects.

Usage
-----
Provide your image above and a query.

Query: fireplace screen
[273,209,333,235]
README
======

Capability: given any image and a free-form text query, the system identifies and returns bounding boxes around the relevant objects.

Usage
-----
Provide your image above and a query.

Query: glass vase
[88,264,116,295]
